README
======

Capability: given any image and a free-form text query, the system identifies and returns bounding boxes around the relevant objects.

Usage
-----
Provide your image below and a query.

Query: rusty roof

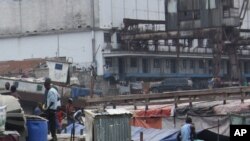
[0,58,46,76]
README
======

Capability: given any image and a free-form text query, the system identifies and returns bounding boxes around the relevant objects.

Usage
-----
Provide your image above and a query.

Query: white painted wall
[0,32,93,67]
[0,0,93,35]
[47,61,69,83]
[0,0,166,76]
[234,0,250,29]
[94,31,105,75]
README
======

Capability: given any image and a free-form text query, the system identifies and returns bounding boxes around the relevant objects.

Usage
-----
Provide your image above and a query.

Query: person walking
[44,78,58,141]
[178,117,196,141]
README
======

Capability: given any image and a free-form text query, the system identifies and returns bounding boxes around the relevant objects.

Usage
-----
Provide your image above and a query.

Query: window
[116,33,121,44]
[198,39,203,47]
[166,60,170,68]
[194,11,200,19]
[206,0,216,9]
[199,60,204,69]
[208,60,212,67]
[104,33,111,43]
[37,84,43,91]
[105,58,112,67]
[190,60,195,69]
[154,59,160,68]
[130,58,137,68]
[183,60,187,69]
[55,63,63,70]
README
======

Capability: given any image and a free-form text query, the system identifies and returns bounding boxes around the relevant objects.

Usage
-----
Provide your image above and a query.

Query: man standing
[44,78,58,141]
[178,117,196,141]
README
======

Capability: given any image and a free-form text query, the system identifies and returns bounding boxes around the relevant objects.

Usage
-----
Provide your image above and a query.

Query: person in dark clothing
[65,98,75,125]
[5,82,10,90]
[10,85,20,99]
[44,78,58,141]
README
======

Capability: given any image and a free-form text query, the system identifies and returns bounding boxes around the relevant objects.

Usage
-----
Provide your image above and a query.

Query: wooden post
[189,96,192,107]
[140,132,143,141]
[112,103,116,109]
[241,92,246,103]
[175,96,178,108]
[133,99,137,110]
[145,98,149,110]
[223,93,227,105]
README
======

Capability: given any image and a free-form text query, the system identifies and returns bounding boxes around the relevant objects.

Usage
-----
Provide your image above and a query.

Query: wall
[0,31,93,69]
[234,0,250,29]
[0,0,165,35]
[47,61,69,83]
[0,0,94,37]
[0,0,166,76]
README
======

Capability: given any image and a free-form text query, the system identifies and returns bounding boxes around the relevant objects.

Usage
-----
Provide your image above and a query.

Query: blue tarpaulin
[61,123,85,135]
[71,87,102,99]
[132,126,229,141]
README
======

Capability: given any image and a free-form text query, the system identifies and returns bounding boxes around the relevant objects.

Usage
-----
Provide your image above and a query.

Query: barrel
[26,117,48,141]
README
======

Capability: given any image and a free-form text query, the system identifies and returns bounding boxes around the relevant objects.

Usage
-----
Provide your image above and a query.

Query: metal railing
[80,86,250,109]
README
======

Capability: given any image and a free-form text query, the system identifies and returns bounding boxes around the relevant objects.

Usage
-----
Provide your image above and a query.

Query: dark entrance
[142,59,149,73]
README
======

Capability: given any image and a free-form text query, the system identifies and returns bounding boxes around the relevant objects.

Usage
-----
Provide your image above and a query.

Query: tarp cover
[131,126,179,141]
[132,126,229,141]
[134,107,172,117]
[71,87,102,98]
[131,106,172,129]
[61,123,85,135]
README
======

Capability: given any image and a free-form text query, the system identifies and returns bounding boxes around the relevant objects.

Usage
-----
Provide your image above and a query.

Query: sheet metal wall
[85,111,132,141]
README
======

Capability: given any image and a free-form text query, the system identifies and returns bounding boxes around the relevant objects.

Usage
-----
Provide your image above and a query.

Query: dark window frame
[105,58,112,67]
[166,60,170,68]
[130,58,137,68]
[199,60,204,69]
[183,60,187,69]
[55,63,63,70]
[104,32,111,43]
[153,59,160,68]
[190,60,195,69]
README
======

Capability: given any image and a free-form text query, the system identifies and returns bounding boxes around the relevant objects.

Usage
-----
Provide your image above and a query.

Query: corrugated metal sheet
[85,109,132,141]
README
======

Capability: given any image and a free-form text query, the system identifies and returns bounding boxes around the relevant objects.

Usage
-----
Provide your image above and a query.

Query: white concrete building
[0,0,165,75]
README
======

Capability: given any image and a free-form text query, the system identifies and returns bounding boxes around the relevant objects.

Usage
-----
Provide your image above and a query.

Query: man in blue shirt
[178,117,196,141]
[44,78,58,141]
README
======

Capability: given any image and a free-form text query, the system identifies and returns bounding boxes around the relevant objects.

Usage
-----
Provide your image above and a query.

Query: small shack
[85,108,132,141]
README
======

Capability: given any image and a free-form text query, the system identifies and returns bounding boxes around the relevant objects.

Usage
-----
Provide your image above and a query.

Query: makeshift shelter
[131,126,179,141]
[131,126,229,141]
[131,106,173,129]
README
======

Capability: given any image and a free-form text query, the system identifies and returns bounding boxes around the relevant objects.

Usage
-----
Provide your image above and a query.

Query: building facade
[0,0,165,76]
[0,0,250,88]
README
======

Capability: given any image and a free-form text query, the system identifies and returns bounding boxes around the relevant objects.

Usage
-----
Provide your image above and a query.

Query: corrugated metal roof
[0,59,45,76]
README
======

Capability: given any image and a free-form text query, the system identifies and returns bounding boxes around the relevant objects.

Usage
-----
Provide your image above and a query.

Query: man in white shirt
[178,117,196,141]
[44,78,58,141]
